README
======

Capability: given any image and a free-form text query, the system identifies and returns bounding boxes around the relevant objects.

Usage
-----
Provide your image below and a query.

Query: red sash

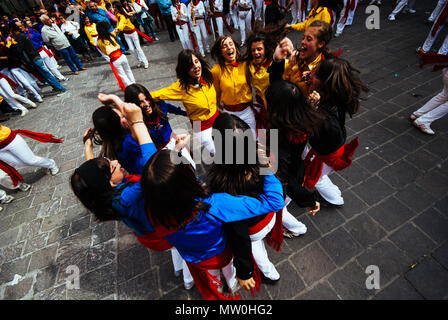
[341,0,357,25]
[303,137,359,190]
[130,27,154,43]
[238,6,250,11]
[223,102,251,112]
[0,130,63,186]
[0,72,19,89]
[253,95,268,130]
[248,209,283,252]
[190,109,219,131]
[418,51,448,72]
[186,244,241,300]
[37,46,55,58]
[108,50,126,92]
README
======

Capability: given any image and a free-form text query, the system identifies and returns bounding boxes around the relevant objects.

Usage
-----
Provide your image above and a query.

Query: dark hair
[211,35,241,70]
[96,20,117,45]
[141,150,211,229]
[175,49,213,92]
[307,20,333,56]
[314,57,369,117]
[113,1,127,16]
[92,106,128,159]
[243,22,288,63]
[70,158,123,222]
[266,80,324,138]
[124,83,167,122]
[206,113,264,198]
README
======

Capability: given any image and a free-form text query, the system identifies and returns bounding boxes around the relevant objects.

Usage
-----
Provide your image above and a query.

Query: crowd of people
[0,0,446,300]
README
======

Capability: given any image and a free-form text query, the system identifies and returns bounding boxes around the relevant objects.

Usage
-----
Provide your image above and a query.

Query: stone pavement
[0,0,447,300]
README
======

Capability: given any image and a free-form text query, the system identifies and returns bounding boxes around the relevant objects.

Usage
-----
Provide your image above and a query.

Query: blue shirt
[23,28,44,49]
[86,8,113,31]
[147,100,187,149]
[118,135,157,175]
[157,0,173,15]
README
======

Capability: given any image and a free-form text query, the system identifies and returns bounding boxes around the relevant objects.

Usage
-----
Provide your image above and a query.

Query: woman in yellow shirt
[97,21,135,91]
[113,1,149,69]
[151,50,218,154]
[287,0,333,32]
[83,15,110,62]
[210,35,256,137]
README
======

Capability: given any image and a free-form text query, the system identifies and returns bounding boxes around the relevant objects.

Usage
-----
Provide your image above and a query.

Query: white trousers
[229,7,239,29]
[336,0,358,34]
[302,144,344,206]
[250,214,280,280]
[291,0,306,25]
[9,68,42,101]
[176,24,193,50]
[391,0,416,15]
[208,258,237,290]
[0,78,33,112]
[255,0,264,20]
[170,248,194,285]
[238,9,252,44]
[413,68,448,127]
[283,197,308,235]
[164,136,196,169]
[214,16,224,36]
[38,47,65,80]
[423,8,448,54]
[191,19,210,56]
[0,135,56,170]
[223,107,257,139]
[123,31,148,67]
[429,0,447,22]
[112,54,135,87]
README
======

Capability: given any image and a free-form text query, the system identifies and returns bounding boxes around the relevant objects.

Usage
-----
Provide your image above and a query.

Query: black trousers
[162,14,179,41]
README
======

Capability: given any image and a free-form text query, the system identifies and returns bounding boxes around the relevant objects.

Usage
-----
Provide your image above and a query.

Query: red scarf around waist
[186,244,240,300]
[223,102,251,112]
[37,46,55,58]
[0,129,63,186]
[303,137,359,190]
[0,72,19,89]
[190,109,219,131]
[124,27,154,43]
[248,209,283,252]
[108,50,126,92]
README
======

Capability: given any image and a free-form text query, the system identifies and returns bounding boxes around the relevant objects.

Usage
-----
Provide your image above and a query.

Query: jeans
[32,58,66,92]
[57,46,83,72]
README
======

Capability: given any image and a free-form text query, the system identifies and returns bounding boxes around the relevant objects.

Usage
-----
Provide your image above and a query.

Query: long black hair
[266,80,324,139]
[70,158,123,222]
[92,106,128,159]
[175,49,213,92]
[141,150,210,230]
[96,20,117,45]
[124,83,167,122]
[210,35,241,70]
[206,113,265,198]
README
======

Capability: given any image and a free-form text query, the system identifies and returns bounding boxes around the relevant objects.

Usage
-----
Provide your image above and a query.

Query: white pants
[429,0,447,22]
[208,258,237,290]
[112,54,135,87]
[336,0,358,34]
[229,7,239,29]
[291,0,306,25]
[38,46,65,80]
[302,144,344,206]
[423,9,448,54]
[250,214,280,280]
[123,31,148,67]
[215,16,224,36]
[283,197,308,235]
[176,23,193,50]
[238,9,252,44]
[191,19,210,56]
[413,68,448,127]
[192,126,216,156]
[223,107,257,139]
[0,135,56,170]
[0,78,33,112]
[171,248,194,285]
[164,136,196,169]
[9,68,42,101]
[255,0,264,20]
[391,0,416,15]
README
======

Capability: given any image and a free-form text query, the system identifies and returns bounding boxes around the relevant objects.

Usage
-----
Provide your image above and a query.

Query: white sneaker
[413,120,435,135]
[388,14,396,21]
[144,64,149,69]
[0,206,2,212]
[334,32,342,38]
[155,37,160,41]
[49,164,59,175]
[184,281,194,290]
[0,195,15,204]
[36,96,43,103]
[18,182,31,192]
[20,108,29,117]
[57,91,67,97]
[409,9,416,14]
[28,101,37,108]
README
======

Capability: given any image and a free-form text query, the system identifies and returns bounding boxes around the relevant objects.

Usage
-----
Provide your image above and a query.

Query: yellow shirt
[84,23,99,47]
[97,0,107,11]
[211,61,252,106]
[151,80,217,121]
[97,35,120,56]
[0,125,11,142]
[291,7,332,31]
[283,53,323,95]
[248,59,272,99]
[116,13,135,32]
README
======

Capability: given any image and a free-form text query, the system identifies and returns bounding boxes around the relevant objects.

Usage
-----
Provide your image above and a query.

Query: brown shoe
[74,71,79,75]
[80,68,87,71]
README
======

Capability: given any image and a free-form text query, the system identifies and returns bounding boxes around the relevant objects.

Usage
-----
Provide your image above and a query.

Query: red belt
[223,102,251,112]
[109,49,123,63]
[92,34,98,37]
[135,232,173,251]
[108,50,126,91]
[37,46,54,58]
[249,210,284,252]
[249,212,275,235]
[238,6,251,11]
[175,21,187,26]
[122,28,137,34]
[190,109,219,131]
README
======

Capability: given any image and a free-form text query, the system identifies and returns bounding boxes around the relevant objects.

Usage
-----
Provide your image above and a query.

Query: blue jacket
[157,0,173,15]
[86,8,114,31]
[23,28,44,50]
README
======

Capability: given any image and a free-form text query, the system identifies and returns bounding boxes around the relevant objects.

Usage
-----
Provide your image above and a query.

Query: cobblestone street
[0,0,447,300]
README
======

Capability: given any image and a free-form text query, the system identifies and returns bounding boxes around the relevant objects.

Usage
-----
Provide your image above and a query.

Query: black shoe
[0,115,10,122]
[315,192,344,209]
[260,273,279,285]
[124,52,131,55]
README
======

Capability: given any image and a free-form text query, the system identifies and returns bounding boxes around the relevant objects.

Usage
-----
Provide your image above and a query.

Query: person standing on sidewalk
[158,0,179,41]
[40,14,87,76]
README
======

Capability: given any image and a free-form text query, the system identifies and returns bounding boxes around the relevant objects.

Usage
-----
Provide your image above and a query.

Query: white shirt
[133,0,149,19]
[188,1,206,20]
[171,3,189,22]
[60,20,80,39]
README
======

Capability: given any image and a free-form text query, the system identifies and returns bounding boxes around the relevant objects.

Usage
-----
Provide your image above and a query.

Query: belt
[223,102,251,112]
